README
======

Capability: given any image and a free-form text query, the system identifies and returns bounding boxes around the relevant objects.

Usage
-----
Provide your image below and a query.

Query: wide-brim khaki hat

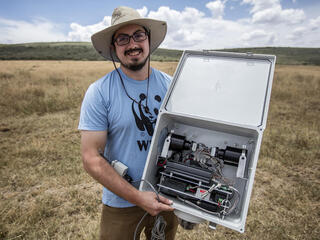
[91,6,167,62]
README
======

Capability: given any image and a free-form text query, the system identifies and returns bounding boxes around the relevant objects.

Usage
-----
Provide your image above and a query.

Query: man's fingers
[154,194,174,212]
[158,194,173,205]
[158,202,174,211]
[139,192,175,215]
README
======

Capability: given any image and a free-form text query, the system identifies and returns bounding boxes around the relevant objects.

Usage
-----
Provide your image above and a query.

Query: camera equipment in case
[140,50,276,233]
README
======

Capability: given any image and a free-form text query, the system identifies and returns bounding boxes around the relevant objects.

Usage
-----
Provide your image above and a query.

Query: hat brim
[91,18,167,62]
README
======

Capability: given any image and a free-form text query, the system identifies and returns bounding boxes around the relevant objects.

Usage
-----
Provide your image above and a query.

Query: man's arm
[80,130,174,216]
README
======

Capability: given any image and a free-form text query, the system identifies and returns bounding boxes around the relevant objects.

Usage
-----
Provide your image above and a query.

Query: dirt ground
[0,61,319,240]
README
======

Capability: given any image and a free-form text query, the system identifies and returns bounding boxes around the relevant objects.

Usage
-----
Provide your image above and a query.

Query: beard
[119,48,149,71]
[120,57,149,71]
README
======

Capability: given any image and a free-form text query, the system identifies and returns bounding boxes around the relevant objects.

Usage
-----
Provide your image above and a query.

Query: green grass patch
[1,43,319,65]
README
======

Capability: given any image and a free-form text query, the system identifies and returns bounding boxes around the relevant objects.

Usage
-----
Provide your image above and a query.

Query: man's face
[113,24,150,71]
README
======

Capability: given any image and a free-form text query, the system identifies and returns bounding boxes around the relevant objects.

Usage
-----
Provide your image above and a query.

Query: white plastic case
[140,50,276,233]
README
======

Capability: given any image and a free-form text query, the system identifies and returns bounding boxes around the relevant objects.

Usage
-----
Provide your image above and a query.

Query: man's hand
[81,131,174,216]
[137,191,174,216]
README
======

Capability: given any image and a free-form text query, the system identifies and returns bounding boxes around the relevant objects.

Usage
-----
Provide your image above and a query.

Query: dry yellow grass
[0,61,319,240]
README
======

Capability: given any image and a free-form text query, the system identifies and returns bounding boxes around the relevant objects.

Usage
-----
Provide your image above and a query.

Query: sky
[0,0,319,50]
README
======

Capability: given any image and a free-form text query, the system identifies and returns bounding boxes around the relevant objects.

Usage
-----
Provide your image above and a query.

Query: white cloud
[241,30,276,45]
[147,6,247,49]
[148,6,205,30]
[137,6,148,17]
[242,0,305,25]
[280,8,305,24]
[242,0,279,13]
[283,16,320,46]
[206,0,226,19]
[0,2,319,49]
[0,17,67,43]
[147,4,318,49]
[68,16,111,41]
[310,16,320,31]
[251,6,305,24]
[287,27,305,40]
[64,3,319,49]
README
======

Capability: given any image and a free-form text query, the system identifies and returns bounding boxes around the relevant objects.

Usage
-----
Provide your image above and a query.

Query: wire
[201,182,221,199]
[133,179,160,202]
[109,46,151,114]
[151,215,167,240]
[133,212,148,240]
[225,186,240,216]
[109,33,166,239]
[178,177,239,217]
[132,179,167,240]
[177,196,220,216]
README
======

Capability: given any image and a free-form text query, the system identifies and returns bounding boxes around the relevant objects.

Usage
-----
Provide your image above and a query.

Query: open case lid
[164,50,276,129]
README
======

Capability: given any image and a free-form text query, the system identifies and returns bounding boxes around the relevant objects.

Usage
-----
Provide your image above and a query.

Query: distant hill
[217,47,320,66]
[0,42,319,65]
[0,42,182,62]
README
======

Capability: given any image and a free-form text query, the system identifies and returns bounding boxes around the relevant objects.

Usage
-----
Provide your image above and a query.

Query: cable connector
[99,152,132,182]
[111,160,128,177]
[111,160,133,183]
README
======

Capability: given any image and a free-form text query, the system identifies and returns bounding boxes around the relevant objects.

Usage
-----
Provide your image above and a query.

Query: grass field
[0,60,319,240]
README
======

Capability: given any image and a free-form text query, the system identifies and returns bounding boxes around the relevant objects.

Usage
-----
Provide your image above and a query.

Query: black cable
[177,196,220,216]
[109,37,151,114]
[110,32,167,239]
[145,30,151,112]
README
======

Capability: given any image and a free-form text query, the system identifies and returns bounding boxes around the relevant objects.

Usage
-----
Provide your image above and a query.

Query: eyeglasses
[113,31,148,46]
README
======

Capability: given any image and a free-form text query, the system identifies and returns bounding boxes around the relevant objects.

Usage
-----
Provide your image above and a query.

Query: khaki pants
[100,204,178,240]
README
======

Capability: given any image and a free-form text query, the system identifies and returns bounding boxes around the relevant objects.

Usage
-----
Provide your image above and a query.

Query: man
[78,6,178,240]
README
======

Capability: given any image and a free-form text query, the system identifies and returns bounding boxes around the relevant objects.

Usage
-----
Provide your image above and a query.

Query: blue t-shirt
[78,67,171,207]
